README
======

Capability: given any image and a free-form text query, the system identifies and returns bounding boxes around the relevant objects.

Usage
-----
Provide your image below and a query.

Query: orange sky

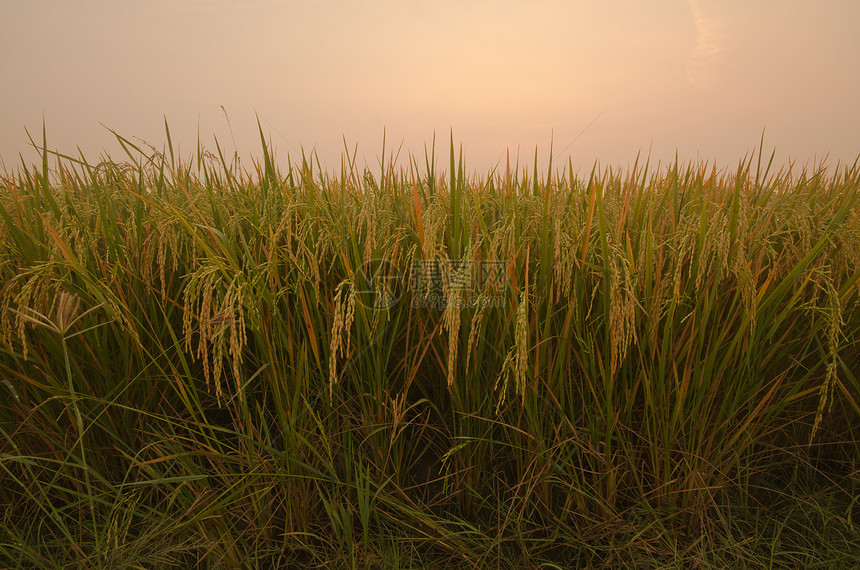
[2,0,858,175]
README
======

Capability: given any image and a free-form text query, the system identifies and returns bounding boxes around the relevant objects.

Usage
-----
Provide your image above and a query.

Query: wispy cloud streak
[687,0,725,88]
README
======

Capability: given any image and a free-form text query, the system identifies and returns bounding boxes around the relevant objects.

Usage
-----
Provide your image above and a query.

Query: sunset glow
[2,0,858,172]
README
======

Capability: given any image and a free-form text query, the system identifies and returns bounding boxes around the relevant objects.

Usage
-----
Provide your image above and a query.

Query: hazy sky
[2,0,859,174]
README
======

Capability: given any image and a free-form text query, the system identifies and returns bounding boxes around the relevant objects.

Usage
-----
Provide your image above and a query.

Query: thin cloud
[687,0,725,88]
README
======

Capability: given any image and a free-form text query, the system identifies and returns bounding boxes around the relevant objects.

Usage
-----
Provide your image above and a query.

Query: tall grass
[1,127,858,567]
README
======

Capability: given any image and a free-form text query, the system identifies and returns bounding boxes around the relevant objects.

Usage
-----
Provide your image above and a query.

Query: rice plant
[0,126,858,568]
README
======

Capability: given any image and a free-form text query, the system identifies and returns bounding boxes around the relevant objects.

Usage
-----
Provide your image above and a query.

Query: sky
[2,0,859,175]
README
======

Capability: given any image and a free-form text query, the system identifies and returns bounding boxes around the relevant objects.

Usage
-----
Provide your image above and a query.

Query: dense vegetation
[1,129,859,567]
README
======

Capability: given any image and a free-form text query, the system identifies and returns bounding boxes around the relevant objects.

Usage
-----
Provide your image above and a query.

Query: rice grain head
[328,280,355,396]
[810,269,844,441]
[443,280,462,390]
[608,243,637,377]
[465,300,485,371]
[494,349,516,414]
[515,289,528,403]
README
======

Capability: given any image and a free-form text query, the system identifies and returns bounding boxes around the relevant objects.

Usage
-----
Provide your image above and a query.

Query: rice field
[1,128,859,567]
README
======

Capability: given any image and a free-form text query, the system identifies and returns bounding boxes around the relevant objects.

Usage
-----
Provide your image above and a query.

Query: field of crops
[1,130,859,567]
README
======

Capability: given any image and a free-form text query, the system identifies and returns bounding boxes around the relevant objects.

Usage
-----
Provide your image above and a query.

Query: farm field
[1,131,859,568]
